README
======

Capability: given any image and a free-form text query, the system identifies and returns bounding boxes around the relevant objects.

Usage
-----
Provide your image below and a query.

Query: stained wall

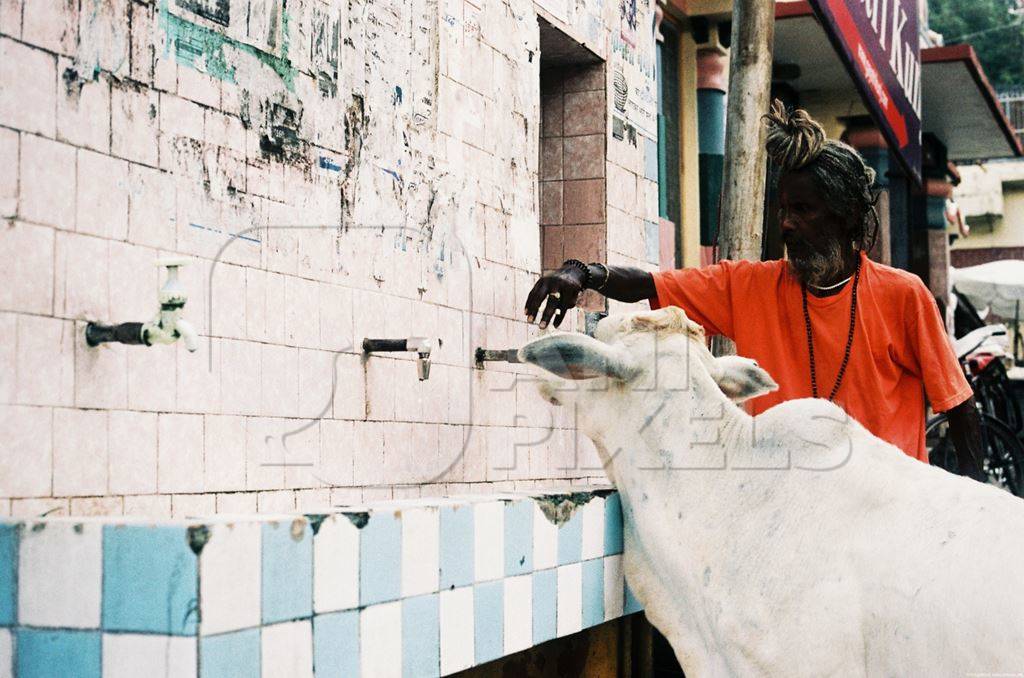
[0,0,661,517]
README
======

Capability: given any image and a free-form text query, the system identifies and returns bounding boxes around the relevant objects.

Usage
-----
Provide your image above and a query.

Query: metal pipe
[474,348,521,368]
[85,322,147,347]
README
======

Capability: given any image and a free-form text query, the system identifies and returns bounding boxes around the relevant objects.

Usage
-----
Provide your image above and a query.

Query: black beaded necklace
[801,258,862,401]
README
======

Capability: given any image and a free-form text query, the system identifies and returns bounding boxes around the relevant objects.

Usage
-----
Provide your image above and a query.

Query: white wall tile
[352,421,385,486]
[219,339,261,416]
[0,222,54,315]
[319,420,354,488]
[261,620,313,678]
[257,489,295,513]
[123,494,172,518]
[297,349,334,419]
[57,232,108,320]
[473,501,504,582]
[126,164,175,252]
[245,417,286,491]
[260,344,298,417]
[401,506,440,597]
[15,315,74,406]
[215,492,256,514]
[0,38,56,137]
[263,272,287,344]
[107,240,157,325]
[19,520,102,627]
[284,276,320,349]
[0,124,13,215]
[532,503,558,571]
[209,263,246,340]
[56,63,110,153]
[70,496,123,516]
[176,339,222,415]
[74,332,127,410]
[313,515,360,614]
[203,415,246,492]
[108,410,158,495]
[53,408,107,497]
[331,353,365,421]
[295,488,331,512]
[158,413,204,494]
[102,634,196,678]
[439,586,474,675]
[171,493,215,519]
[199,521,261,635]
[503,574,532,655]
[603,554,624,621]
[556,563,582,638]
[125,340,177,412]
[0,314,12,402]
[22,0,78,54]
[319,283,353,352]
[0,404,52,497]
[113,86,160,167]
[0,627,10,678]
[77,149,128,240]
[360,601,402,678]
[580,496,605,560]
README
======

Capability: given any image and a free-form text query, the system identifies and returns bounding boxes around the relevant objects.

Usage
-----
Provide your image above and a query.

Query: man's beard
[785,238,846,287]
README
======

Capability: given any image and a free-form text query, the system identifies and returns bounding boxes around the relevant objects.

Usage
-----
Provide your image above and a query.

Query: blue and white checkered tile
[0,490,638,677]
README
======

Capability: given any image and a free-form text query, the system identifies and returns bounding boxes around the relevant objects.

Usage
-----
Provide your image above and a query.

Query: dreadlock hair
[762,99,880,253]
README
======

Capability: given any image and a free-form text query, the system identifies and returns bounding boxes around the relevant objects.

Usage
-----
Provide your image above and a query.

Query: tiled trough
[0,489,643,677]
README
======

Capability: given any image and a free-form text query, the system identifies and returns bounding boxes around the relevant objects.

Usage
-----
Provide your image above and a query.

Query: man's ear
[710,355,778,402]
[519,333,639,381]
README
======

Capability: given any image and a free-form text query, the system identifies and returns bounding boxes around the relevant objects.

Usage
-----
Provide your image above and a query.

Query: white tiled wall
[0,0,657,516]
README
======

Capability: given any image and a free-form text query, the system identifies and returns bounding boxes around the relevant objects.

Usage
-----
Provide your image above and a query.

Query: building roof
[774,2,1022,161]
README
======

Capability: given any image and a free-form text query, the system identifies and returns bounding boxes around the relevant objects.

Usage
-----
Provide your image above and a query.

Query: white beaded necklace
[807,274,853,291]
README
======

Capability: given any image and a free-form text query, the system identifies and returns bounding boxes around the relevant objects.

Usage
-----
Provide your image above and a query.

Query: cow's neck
[596,372,754,511]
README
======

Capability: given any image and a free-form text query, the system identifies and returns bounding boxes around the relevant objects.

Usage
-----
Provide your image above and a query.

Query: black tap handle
[85,322,146,347]
[362,338,409,352]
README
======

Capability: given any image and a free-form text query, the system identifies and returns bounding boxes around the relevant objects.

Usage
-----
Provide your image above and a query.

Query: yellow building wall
[955,187,1024,250]
[678,30,702,268]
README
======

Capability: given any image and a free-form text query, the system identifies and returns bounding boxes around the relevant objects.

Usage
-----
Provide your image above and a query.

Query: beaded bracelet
[562,258,591,289]
[590,262,610,292]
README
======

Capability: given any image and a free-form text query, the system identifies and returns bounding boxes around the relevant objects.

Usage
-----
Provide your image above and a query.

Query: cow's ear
[710,356,778,402]
[519,333,639,381]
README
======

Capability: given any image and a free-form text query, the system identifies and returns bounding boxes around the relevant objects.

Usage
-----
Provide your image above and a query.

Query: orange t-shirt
[650,251,972,461]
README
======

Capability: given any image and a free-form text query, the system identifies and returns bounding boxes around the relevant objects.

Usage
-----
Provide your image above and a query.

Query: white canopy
[951,260,1024,319]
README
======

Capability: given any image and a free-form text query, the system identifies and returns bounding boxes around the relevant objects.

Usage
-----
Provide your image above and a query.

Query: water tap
[85,257,198,352]
[362,337,433,380]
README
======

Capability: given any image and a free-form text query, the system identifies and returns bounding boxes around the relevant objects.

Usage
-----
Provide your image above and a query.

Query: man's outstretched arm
[944,396,987,482]
[524,262,655,329]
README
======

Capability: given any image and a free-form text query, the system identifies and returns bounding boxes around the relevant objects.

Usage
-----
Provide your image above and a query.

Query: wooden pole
[717,0,775,263]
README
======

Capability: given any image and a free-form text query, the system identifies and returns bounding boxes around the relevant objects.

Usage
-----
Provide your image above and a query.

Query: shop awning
[774,3,863,113]
[921,45,1023,161]
[774,2,1022,162]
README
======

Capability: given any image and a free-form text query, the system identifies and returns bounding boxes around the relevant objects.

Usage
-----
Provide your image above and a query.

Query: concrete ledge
[0,489,641,677]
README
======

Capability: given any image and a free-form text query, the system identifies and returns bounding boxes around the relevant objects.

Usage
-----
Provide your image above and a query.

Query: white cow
[519,306,1024,677]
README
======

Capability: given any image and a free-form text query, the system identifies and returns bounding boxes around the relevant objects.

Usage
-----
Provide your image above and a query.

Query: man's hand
[524,264,586,329]
[945,397,988,483]
[524,263,657,329]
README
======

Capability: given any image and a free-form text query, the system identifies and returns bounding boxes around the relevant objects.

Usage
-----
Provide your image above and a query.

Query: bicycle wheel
[974,362,1023,435]
[926,413,1024,497]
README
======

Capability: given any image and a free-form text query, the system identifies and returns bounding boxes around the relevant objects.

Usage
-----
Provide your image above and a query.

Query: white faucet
[142,257,198,352]
[84,257,199,352]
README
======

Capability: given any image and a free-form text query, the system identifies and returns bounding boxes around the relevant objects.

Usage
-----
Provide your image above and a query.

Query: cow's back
[601,393,1024,675]
[753,399,1024,673]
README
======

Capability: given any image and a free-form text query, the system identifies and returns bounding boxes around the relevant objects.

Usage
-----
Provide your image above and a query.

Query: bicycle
[926,323,1024,497]
[926,411,1024,496]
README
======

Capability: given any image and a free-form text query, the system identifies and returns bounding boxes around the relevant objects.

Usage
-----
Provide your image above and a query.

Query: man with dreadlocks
[524,100,984,479]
